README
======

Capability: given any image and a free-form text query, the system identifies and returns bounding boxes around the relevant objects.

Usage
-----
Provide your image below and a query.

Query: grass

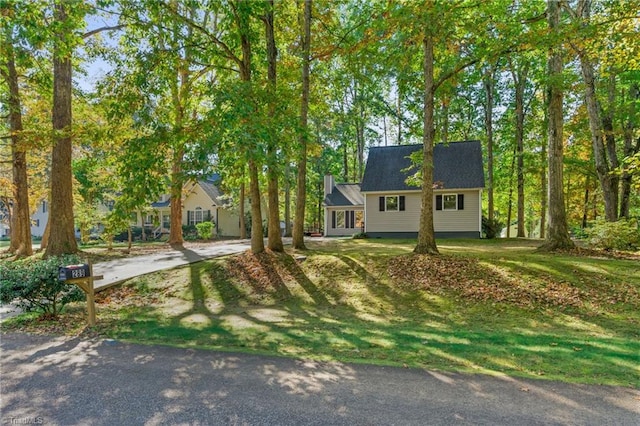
[3,238,639,388]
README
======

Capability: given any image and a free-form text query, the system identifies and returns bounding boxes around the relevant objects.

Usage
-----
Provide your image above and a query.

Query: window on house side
[386,196,398,211]
[336,211,345,228]
[443,194,457,210]
[195,207,203,224]
[355,211,364,229]
[379,195,405,212]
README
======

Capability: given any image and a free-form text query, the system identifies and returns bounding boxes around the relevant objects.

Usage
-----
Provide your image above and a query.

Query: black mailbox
[58,264,91,281]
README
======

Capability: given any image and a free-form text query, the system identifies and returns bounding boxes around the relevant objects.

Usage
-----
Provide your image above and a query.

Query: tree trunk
[356,103,365,180]
[4,34,32,257]
[248,160,264,253]
[342,141,348,181]
[441,98,449,144]
[540,0,574,251]
[510,62,529,238]
[396,84,402,144]
[239,181,246,239]
[620,83,639,218]
[414,33,439,255]
[40,216,50,250]
[483,65,495,223]
[539,141,547,239]
[579,53,619,221]
[265,0,283,252]
[506,145,516,238]
[46,2,78,257]
[574,1,619,221]
[292,0,311,250]
[284,164,292,237]
[582,176,590,229]
[237,1,264,254]
[168,148,184,247]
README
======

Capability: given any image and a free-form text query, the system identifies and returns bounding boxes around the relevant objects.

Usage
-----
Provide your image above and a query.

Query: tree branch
[83,24,126,39]
[161,2,242,68]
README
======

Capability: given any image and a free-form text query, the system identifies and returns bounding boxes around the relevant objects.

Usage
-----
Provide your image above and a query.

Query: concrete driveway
[1,333,638,425]
[92,239,253,291]
[0,239,254,321]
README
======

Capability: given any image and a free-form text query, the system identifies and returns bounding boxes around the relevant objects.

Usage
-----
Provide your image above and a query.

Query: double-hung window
[378,196,405,212]
[436,194,464,211]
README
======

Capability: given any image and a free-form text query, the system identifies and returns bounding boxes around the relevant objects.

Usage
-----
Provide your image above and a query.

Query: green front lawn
[4,238,639,387]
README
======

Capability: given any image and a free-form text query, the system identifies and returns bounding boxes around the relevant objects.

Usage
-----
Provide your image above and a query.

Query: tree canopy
[1,0,638,256]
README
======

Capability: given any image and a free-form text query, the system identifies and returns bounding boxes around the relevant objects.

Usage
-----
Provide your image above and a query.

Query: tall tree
[1,10,32,257]
[264,0,284,252]
[508,56,530,238]
[46,1,80,256]
[234,0,265,254]
[541,0,574,250]
[570,0,619,222]
[414,28,438,254]
[292,0,312,250]
[483,63,497,224]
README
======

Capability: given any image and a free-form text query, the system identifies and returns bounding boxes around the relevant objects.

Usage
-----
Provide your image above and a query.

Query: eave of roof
[324,183,364,207]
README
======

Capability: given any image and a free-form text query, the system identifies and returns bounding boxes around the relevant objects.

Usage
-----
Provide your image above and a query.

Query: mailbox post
[59,262,103,326]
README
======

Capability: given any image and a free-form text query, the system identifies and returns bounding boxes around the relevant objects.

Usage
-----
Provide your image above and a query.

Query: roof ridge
[369,140,481,150]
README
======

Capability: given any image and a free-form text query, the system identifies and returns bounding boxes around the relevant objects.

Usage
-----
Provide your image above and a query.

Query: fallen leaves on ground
[225,250,299,292]
[387,254,586,309]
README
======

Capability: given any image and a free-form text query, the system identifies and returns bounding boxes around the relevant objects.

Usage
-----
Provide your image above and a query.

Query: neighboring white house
[16,177,242,241]
[324,140,485,238]
[136,177,242,238]
[31,200,49,238]
[1,200,58,239]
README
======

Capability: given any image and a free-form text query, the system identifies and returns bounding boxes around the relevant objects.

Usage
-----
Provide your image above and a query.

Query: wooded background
[1,0,638,257]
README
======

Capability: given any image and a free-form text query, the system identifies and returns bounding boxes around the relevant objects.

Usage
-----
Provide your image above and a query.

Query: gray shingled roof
[199,179,227,206]
[324,183,364,207]
[151,200,170,208]
[360,140,485,192]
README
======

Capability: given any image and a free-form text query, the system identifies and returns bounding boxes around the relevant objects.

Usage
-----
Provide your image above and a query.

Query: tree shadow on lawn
[108,247,640,386]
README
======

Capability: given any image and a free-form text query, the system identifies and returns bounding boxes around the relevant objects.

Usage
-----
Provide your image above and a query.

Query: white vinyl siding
[433,190,480,232]
[365,193,421,233]
[364,190,481,234]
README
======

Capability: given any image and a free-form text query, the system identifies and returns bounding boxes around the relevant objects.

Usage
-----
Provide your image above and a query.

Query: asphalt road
[1,333,638,425]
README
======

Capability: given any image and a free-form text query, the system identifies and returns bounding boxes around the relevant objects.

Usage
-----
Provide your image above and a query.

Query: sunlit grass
[3,238,639,388]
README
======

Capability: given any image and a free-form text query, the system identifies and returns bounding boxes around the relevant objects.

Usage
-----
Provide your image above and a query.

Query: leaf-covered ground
[386,253,639,310]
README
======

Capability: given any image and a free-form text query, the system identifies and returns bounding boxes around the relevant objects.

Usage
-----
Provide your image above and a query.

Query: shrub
[182,224,198,240]
[482,216,504,239]
[0,255,85,317]
[196,221,214,240]
[585,219,640,250]
[570,225,589,240]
